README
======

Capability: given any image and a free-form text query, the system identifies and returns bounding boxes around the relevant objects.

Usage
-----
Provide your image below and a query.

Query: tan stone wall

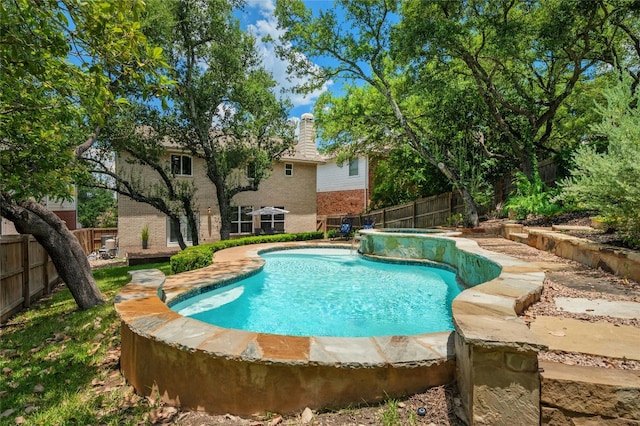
[232,161,318,234]
[317,189,367,216]
[118,155,318,253]
[117,153,220,255]
[540,361,640,425]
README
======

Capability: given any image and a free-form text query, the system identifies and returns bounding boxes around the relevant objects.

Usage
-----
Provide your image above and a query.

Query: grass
[0,263,171,425]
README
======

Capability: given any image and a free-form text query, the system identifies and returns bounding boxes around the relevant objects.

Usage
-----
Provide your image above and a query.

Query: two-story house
[116,115,324,254]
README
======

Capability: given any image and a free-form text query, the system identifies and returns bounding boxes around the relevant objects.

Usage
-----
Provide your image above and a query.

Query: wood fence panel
[415,194,452,228]
[383,203,414,228]
[73,229,93,255]
[0,236,25,319]
[321,192,459,231]
[0,231,76,322]
[28,237,47,298]
[71,227,117,253]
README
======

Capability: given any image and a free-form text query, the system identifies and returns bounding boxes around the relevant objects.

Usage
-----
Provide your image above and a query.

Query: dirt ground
[89,217,640,425]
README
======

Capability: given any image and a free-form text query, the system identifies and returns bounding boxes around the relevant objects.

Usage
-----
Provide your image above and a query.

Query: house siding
[118,148,321,254]
[316,156,372,216]
[232,161,318,234]
[317,157,367,192]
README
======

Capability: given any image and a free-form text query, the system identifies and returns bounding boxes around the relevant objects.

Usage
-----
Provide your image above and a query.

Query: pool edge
[115,238,546,418]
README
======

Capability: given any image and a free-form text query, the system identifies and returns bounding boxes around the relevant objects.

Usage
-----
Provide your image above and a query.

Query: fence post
[449,192,453,217]
[22,235,30,308]
[412,201,417,228]
[43,254,50,295]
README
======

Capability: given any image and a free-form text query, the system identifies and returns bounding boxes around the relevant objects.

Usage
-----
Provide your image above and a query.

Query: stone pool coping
[116,242,455,367]
[115,238,546,418]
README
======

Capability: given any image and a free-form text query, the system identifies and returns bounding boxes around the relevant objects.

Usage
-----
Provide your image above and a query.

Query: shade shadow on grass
[0,263,170,425]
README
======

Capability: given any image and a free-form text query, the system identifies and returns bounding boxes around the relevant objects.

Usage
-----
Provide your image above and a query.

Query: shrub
[558,80,640,247]
[170,232,324,274]
[503,172,562,220]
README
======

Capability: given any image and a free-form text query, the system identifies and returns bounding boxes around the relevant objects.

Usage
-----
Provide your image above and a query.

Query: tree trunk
[168,215,187,250]
[0,194,104,309]
[435,162,480,228]
[183,200,199,246]
[457,187,479,228]
[218,195,232,241]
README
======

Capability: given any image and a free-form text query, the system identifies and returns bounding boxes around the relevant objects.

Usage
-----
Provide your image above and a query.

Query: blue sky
[236,0,335,120]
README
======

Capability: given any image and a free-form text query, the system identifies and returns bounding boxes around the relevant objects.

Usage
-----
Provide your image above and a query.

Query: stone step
[540,361,640,424]
[551,224,595,232]
[509,232,529,244]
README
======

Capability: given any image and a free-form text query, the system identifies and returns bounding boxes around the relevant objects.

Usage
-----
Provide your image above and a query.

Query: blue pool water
[171,248,462,337]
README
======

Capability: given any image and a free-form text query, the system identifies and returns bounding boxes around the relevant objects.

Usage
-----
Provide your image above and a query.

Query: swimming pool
[116,238,545,417]
[171,248,462,337]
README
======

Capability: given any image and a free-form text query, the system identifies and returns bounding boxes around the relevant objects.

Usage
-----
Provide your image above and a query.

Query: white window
[284,163,293,176]
[246,163,256,180]
[171,154,192,176]
[259,206,286,233]
[348,158,359,176]
[167,215,197,246]
[231,206,254,234]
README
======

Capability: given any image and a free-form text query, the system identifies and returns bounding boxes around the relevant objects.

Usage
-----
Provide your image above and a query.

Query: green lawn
[0,263,171,425]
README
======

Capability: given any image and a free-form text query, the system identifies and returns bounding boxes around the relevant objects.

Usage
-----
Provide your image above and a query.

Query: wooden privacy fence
[73,227,118,254]
[0,235,59,323]
[321,191,465,233]
[0,228,117,323]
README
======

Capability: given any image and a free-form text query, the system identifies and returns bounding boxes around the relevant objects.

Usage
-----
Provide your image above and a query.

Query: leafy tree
[0,1,170,309]
[369,145,452,209]
[143,0,296,240]
[399,0,634,178]
[559,80,640,247]
[275,0,487,226]
[77,186,117,228]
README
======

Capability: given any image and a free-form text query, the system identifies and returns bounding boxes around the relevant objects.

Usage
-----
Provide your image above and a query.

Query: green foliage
[559,80,640,247]
[446,213,464,227]
[326,228,340,239]
[379,398,402,426]
[77,186,117,228]
[141,224,150,243]
[0,0,171,203]
[0,262,169,425]
[503,172,562,220]
[369,145,451,209]
[170,232,324,274]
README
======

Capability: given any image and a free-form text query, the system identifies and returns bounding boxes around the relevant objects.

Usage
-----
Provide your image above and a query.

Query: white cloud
[243,0,331,116]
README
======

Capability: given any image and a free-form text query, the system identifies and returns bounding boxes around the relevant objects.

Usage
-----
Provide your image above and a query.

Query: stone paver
[529,316,640,360]
[555,297,640,319]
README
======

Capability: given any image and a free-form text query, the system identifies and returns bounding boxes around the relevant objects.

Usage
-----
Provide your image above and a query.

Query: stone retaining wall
[358,230,547,425]
[540,361,640,425]
[501,224,640,283]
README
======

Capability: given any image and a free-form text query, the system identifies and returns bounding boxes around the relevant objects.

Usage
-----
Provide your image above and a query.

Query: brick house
[116,116,324,254]
[316,154,373,216]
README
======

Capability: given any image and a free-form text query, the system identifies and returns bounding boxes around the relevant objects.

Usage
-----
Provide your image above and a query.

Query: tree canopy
[0,0,170,309]
[559,79,640,247]
[274,0,640,223]
[137,0,296,240]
